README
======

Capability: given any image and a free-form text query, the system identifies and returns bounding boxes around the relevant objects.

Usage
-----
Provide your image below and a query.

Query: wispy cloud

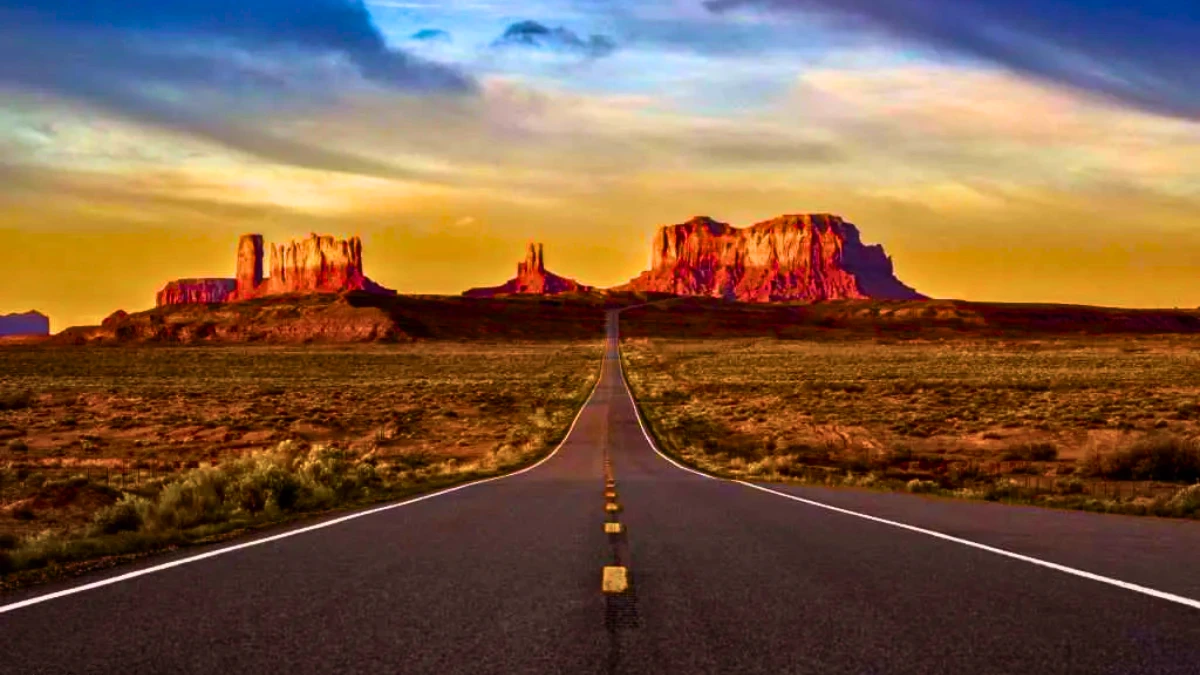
[706,0,1200,120]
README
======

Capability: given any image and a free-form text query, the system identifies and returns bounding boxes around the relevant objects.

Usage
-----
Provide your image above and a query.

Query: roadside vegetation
[621,335,1200,519]
[0,342,600,586]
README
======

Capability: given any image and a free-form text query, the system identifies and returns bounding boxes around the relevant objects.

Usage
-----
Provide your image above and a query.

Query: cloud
[706,0,1200,120]
[0,1,474,178]
[1,1,472,91]
[411,29,452,43]
[492,20,617,59]
[770,62,1200,197]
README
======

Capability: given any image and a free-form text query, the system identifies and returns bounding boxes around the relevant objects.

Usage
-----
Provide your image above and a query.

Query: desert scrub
[1079,433,1200,482]
[621,335,1200,519]
[0,341,601,583]
[4,428,584,577]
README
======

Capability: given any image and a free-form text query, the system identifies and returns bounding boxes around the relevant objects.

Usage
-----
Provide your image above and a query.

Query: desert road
[3,313,1200,674]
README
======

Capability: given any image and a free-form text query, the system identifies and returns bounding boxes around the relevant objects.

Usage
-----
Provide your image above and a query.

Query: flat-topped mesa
[156,279,237,306]
[156,233,394,307]
[464,242,594,298]
[623,213,924,302]
[0,310,51,337]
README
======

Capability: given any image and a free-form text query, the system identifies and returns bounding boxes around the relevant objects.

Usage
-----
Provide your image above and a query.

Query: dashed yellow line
[604,490,617,500]
[602,566,629,594]
[604,522,623,534]
[606,502,620,513]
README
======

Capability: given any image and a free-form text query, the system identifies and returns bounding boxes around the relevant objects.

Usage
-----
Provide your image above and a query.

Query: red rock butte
[618,214,924,302]
[464,243,594,298]
[156,233,395,306]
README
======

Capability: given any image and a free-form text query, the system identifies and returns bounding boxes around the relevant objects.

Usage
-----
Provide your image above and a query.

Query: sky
[1,0,1198,329]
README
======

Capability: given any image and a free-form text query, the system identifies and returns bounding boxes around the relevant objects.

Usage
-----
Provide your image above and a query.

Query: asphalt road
[2,311,1199,674]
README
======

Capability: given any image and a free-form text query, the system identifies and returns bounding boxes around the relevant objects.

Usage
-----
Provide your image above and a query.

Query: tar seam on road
[610,311,1200,613]
[0,345,611,617]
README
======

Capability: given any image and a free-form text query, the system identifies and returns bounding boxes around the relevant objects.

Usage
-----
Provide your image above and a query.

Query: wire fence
[0,461,184,494]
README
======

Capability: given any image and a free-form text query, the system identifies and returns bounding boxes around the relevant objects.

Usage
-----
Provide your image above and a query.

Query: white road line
[610,314,1200,612]
[0,346,609,616]
[733,481,1200,610]
[619,357,713,480]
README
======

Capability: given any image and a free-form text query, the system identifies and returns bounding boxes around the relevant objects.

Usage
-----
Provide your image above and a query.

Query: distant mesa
[0,310,50,337]
[618,214,924,302]
[464,243,594,298]
[156,279,236,306]
[156,233,395,307]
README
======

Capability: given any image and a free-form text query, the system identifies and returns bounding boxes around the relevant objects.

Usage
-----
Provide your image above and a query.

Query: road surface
[2,311,1199,674]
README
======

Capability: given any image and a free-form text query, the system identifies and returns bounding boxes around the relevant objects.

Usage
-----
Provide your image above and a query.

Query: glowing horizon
[2,1,1199,331]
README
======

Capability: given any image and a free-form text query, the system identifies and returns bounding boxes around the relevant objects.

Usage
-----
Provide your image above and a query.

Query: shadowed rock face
[156,233,394,307]
[0,311,50,336]
[620,214,924,302]
[464,243,593,298]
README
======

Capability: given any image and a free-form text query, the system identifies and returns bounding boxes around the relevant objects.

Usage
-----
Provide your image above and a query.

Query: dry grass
[621,335,1200,517]
[0,342,600,581]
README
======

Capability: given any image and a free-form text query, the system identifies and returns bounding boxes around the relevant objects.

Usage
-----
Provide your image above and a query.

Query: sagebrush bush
[1001,442,1059,462]
[144,467,230,531]
[1081,433,1200,482]
[1163,484,1200,517]
[906,479,938,494]
[92,495,147,535]
[983,479,1022,501]
[0,390,35,411]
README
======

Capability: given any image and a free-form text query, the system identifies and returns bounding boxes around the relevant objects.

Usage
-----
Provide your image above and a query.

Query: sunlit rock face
[156,233,394,307]
[155,279,237,306]
[0,311,50,336]
[464,243,594,297]
[621,214,924,302]
[260,234,373,296]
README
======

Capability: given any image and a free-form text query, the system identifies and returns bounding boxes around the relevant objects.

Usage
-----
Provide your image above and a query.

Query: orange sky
[3,65,1200,332]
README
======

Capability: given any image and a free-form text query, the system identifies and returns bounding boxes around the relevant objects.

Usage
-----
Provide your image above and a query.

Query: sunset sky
[1,0,1198,330]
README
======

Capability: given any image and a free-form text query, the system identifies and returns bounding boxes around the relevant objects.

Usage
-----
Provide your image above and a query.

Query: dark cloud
[411,29,452,43]
[493,20,617,59]
[0,1,474,179]
[0,0,471,91]
[706,0,1200,120]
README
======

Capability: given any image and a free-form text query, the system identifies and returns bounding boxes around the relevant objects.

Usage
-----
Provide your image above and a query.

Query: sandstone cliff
[464,243,594,298]
[156,279,237,306]
[156,233,394,307]
[619,214,924,302]
[0,310,50,336]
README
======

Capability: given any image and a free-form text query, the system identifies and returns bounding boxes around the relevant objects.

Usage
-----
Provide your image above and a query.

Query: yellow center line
[602,566,629,594]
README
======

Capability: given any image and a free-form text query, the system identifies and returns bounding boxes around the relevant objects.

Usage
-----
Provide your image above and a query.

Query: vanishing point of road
[3,311,1200,674]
